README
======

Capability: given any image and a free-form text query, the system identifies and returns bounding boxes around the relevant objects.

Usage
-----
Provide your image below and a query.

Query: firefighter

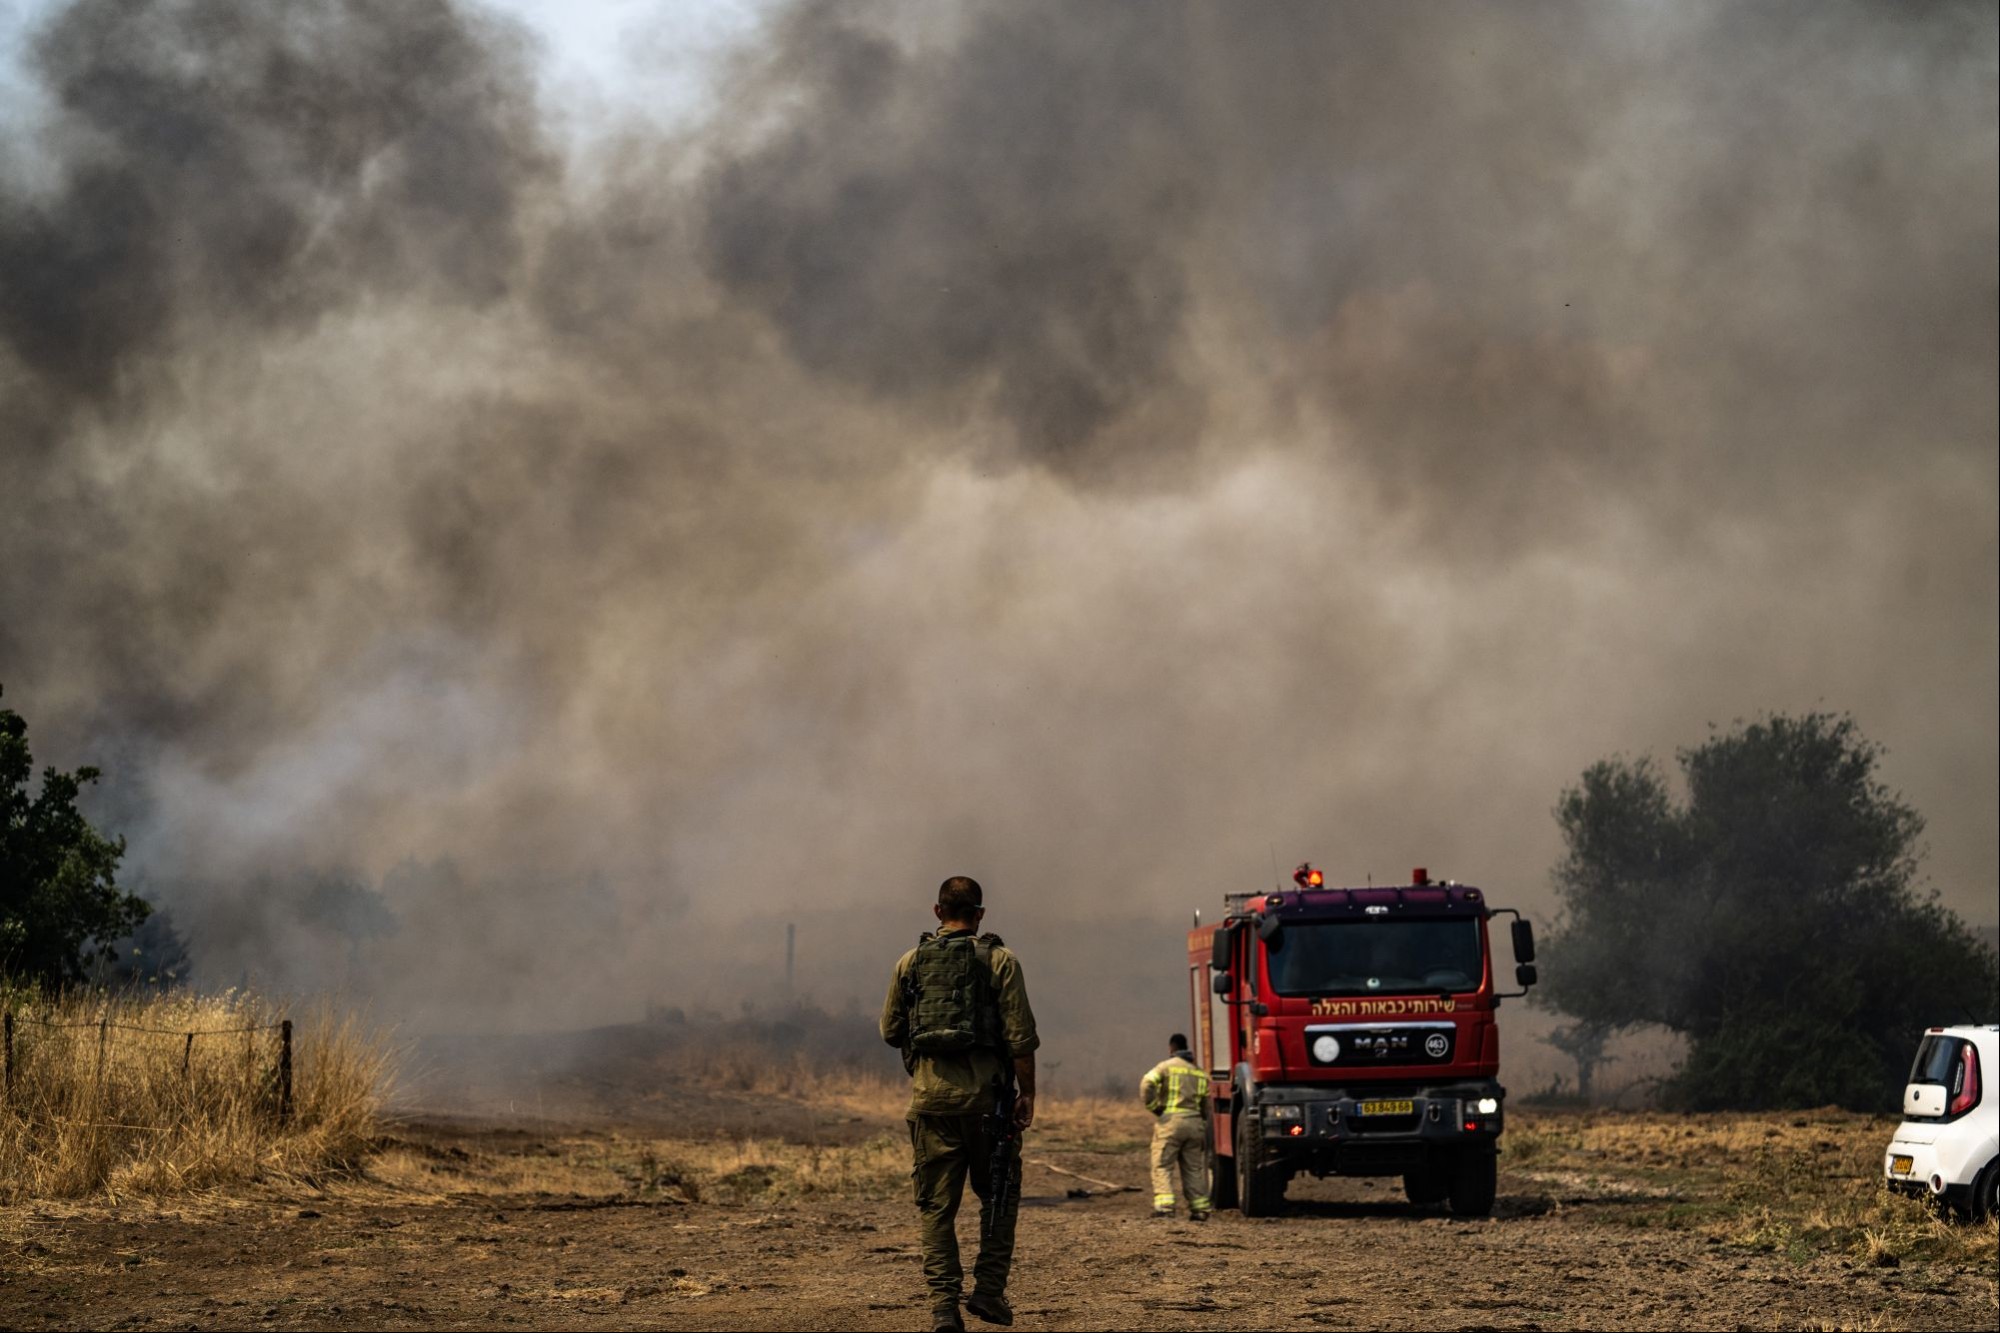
[1141,1033,1212,1221]
[881,876,1040,1333]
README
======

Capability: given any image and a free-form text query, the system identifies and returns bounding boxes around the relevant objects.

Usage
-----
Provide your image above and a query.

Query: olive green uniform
[881,930,1040,1317]
[1141,1054,1212,1215]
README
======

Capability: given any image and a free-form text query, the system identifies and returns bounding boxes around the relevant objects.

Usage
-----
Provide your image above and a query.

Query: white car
[1884,1024,1999,1219]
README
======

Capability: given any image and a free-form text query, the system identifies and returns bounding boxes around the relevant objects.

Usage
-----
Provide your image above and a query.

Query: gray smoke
[0,1,1992,1076]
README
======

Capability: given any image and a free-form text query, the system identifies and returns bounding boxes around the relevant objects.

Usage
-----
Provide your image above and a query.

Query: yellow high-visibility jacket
[1141,1054,1210,1117]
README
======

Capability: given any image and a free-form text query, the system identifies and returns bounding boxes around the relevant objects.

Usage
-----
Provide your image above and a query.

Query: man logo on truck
[1188,863,1539,1218]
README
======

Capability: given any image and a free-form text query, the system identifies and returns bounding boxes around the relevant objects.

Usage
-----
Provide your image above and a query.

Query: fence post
[94,1008,109,1097]
[181,1031,194,1078]
[3,1010,12,1101]
[278,1019,293,1125]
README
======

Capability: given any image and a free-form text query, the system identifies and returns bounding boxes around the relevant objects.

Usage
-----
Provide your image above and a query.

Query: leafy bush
[1540,712,1997,1110]
[1,685,149,988]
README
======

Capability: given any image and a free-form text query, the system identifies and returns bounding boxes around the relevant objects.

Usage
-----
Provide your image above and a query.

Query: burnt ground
[2,1064,1995,1332]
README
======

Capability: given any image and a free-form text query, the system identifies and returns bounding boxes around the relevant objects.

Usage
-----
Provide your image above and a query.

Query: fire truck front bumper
[1255,1082,1505,1174]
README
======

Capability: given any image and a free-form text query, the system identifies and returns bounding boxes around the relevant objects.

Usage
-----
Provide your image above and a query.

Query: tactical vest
[905,931,1005,1054]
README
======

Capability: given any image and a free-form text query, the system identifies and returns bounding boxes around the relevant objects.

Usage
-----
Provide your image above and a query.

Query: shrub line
[1,992,382,1200]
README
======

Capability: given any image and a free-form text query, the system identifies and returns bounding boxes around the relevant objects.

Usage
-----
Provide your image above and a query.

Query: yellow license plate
[1358,1099,1415,1116]
[1890,1154,1913,1175]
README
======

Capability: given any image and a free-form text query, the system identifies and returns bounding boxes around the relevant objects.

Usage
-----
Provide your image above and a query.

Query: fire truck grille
[1305,1023,1457,1067]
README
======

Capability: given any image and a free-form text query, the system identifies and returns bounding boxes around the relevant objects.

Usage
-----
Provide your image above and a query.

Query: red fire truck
[1186,864,1538,1217]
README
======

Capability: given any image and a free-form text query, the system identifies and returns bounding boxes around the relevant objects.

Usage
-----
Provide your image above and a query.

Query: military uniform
[881,929,1040,1323]
[1141,1053,1212,1216]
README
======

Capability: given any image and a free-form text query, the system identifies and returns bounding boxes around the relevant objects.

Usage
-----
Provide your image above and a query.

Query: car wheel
[1972,1159,1999,1224]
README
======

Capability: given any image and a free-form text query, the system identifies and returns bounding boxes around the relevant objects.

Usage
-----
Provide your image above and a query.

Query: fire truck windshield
[1264,918,1482,997]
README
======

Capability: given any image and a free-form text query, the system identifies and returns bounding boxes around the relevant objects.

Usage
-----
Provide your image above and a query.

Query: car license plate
[1359,1099,1415,1116]
[1890,1154,1913,1175]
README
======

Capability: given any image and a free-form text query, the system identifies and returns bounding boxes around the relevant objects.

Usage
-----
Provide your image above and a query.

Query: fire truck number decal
[1424,1032,1450,1057]
[1310,997,1460,1017]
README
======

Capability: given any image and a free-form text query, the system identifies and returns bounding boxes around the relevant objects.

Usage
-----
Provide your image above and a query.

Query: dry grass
[374,1097,1154,1211]
[369,1129,913,1205]
[1504,1108,2000,1269]
[364,1072,1154,1213]
[696,1049,909,1120]
[0,989,388,1202]
[681,1045,1153,1142]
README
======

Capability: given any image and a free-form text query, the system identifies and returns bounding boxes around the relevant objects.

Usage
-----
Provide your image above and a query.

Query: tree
[1543,1020,1619,1103]
[93,902,192,989]
[0,685,148,988]
[1540,712,1998,1111]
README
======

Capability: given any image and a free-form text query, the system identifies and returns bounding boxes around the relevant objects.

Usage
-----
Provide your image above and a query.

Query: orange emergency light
[1292,863,1324,889]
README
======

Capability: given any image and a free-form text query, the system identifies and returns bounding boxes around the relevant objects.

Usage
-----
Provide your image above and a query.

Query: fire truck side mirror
[1515,963,1539,988]
[1211,972,1232,995]
[1511,919,1537,963]
[1256,913,1283,943]
[1210,923,1235,972]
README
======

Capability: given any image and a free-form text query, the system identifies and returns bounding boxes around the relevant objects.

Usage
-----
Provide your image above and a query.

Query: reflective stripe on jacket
[1141,1054,1210,1117]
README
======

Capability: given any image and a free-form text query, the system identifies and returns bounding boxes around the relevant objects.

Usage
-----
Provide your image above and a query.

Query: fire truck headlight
[1311,1035,1340,1063]
[1475,1097,1500,1115]
[1266,1104,1302,1121]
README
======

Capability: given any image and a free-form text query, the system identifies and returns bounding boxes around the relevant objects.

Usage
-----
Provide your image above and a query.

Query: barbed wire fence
[2,1008,293,1123]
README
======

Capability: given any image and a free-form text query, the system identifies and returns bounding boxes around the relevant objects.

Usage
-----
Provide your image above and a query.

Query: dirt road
[3,1103,1993,1331]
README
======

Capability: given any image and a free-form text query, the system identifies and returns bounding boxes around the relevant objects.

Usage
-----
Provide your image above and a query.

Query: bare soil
[3,1090,1994,1331]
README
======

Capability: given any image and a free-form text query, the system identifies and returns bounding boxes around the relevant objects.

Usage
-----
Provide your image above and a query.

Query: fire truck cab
[1186,865,1538,1217]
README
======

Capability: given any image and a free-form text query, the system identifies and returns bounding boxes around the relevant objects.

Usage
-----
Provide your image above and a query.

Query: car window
[1908,1034,1962,1087]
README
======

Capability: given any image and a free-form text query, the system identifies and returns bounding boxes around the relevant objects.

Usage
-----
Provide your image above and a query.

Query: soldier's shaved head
[937,876,984,924]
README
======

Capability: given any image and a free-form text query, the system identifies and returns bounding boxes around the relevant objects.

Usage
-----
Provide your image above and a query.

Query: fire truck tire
[1208,1122,1238,1211]
[1447,1147,1497,1217]
[1403,1163,1449,1207]
[1235,1115,1285,1217]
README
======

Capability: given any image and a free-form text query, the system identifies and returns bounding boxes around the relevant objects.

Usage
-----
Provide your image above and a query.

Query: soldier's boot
[965,1291,1013,1326]
[931,1300,966,1333]
[1188,1209,1210,1223]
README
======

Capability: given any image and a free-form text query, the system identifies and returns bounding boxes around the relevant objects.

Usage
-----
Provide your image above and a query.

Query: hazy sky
[0,2,1992,1061]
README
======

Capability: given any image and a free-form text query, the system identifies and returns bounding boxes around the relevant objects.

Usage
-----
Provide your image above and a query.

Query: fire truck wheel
[1235,1115,1285,1217]
[1208,1124,1237,1211]
[1402,1163,1449,1208]
[1447,1147,1497,1217]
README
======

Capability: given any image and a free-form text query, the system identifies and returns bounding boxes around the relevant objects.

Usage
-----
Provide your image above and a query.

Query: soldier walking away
[1141,1033,1212,1220]
[881,876,1040,1333]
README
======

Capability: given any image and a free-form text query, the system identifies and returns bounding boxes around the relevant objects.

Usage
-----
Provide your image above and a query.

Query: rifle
[984,1057,1020,1221]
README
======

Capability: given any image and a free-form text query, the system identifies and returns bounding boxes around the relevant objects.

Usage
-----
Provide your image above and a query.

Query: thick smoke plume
[2,2,1993,1073]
